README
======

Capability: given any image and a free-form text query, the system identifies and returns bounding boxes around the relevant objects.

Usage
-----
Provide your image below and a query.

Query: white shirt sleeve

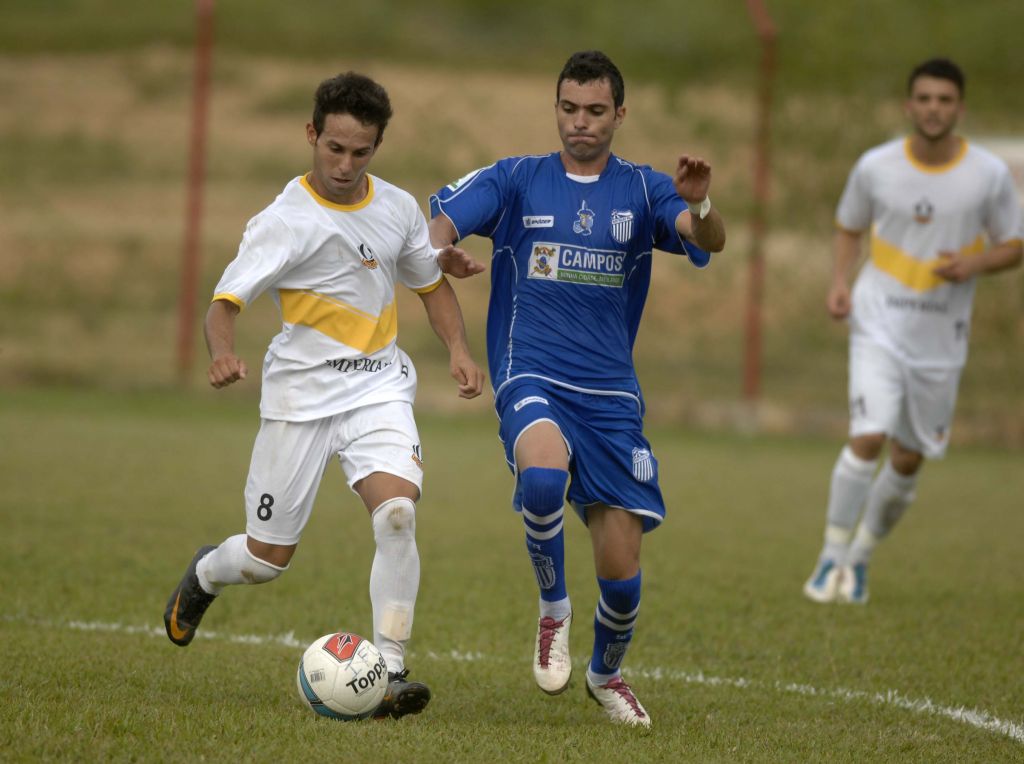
[835,155,873,232]
[396,201,444,293]
[985,163,1024,245]
[212,211,297,308]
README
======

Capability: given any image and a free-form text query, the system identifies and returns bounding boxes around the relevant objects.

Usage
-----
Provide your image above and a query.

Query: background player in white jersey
[163,72,485,719]
[429,51,726,727]
[803,58,1022,605]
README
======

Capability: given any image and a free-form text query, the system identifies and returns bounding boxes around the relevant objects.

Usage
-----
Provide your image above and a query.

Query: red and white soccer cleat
[586,675,651,728]
[533,612,572,694]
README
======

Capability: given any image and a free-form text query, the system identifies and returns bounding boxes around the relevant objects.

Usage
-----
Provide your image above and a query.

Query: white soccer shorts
[847,339,961,459]
[242,401,424,545]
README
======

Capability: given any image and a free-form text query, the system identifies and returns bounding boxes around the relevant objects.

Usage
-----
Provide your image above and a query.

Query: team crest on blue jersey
[573,201,595,236]
[530,245,557,278]
[610,209,634,244]
[358,242,378,269]
[631,448,654,482]
[913,197,934,224]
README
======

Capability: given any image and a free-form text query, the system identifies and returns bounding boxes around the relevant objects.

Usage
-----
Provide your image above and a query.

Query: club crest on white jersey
[913,197,934,224]
[358,242,378,269]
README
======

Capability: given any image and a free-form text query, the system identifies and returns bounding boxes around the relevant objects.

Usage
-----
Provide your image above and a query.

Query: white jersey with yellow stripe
[836,137,1022,368]
[213,174,443,421]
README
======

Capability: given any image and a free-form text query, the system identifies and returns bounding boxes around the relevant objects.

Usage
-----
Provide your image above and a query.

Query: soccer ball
[296,632,389,720]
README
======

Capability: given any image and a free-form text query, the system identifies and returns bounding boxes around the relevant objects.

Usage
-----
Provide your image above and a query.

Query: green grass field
[2,3,1022,760]
[1,389,1021,762]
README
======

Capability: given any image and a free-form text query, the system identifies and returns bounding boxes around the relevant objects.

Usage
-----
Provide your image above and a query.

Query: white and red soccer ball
[296,632,388,720]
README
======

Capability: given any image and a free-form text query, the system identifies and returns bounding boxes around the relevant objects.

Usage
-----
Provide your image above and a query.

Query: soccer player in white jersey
[163,72,485,719]
[803,58,1022,605]
[428,51,726,727]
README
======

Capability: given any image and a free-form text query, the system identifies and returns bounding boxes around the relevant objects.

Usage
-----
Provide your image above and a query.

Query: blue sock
[589,571,641,680]
[519,467,569,604]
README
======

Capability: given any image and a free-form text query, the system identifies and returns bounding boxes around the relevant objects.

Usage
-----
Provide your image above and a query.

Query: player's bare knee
[241,546,288,584]
[850,434,885,461]
[890,442,924,476]
[372,497,417,536]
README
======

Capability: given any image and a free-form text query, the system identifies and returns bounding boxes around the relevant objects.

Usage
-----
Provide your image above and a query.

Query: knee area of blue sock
[597,571,642,613]
[519,467,568,513]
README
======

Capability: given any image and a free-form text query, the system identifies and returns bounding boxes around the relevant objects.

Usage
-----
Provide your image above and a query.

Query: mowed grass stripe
[2,389,1022,761]
[7,614,1022,744]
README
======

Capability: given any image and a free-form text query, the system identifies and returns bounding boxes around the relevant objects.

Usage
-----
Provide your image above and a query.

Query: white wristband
[687,196,711,220]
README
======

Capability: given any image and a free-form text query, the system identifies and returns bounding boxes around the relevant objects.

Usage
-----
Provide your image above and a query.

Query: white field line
[15,617,1023,744]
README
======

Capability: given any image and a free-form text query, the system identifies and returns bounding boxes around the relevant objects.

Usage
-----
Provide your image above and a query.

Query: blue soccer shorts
[496,378,666,532]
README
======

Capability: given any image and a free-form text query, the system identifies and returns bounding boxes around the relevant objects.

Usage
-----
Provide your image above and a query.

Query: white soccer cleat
[837,562,869,604]
[803,558,841,603]
[533,612,572,694]
[586,675,651,728]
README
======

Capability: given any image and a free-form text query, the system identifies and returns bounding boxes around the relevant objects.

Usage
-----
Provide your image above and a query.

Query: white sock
[821,446,878,562]
[586,667,620,687]
[369,498,420,674]
[196,534,286,595]
[847,525,881,565]
[848,461,917,564]
[539,595,571,622]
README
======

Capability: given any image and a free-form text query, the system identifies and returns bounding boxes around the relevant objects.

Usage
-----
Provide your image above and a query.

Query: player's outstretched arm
[418,279,485,399]
[204,299,248,388]
[673,155,726,252]
[436,243,486,279]
[428,214,485,278]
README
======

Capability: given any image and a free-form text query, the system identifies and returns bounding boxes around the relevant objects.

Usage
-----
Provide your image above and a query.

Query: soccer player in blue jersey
[428,50,726,727]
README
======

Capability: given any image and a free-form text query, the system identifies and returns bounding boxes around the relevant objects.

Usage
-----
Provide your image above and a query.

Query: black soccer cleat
[372,669,431,720]
[164,545,218,647]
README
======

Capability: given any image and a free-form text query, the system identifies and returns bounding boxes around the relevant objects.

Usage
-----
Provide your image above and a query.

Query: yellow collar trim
[904,137,968,174]
[300,173,374,211]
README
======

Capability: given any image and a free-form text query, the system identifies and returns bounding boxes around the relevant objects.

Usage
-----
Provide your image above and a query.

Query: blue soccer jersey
[430,152,709,399]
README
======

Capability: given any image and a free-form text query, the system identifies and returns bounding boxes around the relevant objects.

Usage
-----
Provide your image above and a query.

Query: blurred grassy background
[1,0,1022,443]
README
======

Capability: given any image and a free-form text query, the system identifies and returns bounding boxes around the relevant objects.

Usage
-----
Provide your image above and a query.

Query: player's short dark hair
[557,50,625,108]
[312,72,393,144]
[907,58,965,97]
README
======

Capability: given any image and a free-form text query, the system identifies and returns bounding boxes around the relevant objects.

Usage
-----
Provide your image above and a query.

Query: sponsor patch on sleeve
[446,165,491,192]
